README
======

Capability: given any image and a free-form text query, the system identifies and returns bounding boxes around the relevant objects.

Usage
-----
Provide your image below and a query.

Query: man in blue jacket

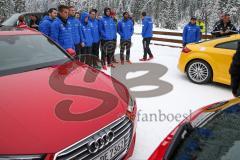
[80,12,94,66]
[50,5,74,51]
[183,17,201,47]
[89,9,101,69]
[118,12,134,64]
[110,9,118,64]
[39,8,57,36]
[99,7,117,69]
[68,6,82,56]
[140,12,154,61]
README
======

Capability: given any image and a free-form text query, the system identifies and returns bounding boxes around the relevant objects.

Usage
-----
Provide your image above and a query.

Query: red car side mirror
[66,48,76,57]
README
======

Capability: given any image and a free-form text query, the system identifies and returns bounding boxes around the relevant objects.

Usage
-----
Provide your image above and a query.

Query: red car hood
[0,61,129,155]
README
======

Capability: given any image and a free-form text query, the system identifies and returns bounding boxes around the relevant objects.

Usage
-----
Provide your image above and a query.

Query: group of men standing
[38,5,154,70]
[182,13,238,47]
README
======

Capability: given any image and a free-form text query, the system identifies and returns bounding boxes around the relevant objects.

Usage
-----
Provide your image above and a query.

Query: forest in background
[0,0,240,32]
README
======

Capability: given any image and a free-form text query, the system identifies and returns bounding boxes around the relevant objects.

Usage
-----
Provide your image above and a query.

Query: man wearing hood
[50,5,74,50]
[99,7,117,69]
[140,12,154,61]
[118,12,134,64]
[211,14,237,37]
[80,12,94,66]
[89,9,101,69]
[182,17,201,47]
[39,8,57,36]
[68,6,82,56]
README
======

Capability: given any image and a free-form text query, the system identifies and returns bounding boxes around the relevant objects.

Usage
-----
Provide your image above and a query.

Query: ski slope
[101,25,233,159]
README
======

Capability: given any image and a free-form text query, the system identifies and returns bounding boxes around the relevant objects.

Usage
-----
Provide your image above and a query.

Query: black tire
[186,60,212,84]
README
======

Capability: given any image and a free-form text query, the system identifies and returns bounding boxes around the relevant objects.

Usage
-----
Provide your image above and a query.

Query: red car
[0,27,137,160]
[149,98,240,160]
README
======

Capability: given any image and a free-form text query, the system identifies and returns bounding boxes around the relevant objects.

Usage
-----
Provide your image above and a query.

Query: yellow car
[178,34,240,85]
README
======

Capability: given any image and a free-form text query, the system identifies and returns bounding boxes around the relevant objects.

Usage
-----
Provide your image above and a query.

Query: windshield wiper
[163,122,194,160]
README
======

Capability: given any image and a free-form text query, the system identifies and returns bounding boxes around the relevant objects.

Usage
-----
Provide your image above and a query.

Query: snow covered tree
[2,0,240,31]
[0,0,14,17]
[148,0,160,27]
[25,0,48,12]
[165,0,178,30]
[130,0,145,22]
[13,0,26,13]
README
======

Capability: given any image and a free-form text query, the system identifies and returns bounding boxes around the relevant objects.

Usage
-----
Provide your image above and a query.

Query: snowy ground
[101,25,233,160]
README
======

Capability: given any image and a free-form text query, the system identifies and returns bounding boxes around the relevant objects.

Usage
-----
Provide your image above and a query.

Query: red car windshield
[0,35,71,76]
[171,104,240,160]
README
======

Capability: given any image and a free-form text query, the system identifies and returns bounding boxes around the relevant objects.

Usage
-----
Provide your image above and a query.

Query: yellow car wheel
[186,60,212,84]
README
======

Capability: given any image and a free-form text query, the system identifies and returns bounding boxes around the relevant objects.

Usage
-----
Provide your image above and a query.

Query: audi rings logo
[88,130,115,154]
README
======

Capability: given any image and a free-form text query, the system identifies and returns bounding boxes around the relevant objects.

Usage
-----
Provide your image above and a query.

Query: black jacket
[229,42,240,95]
[211,20,237,37]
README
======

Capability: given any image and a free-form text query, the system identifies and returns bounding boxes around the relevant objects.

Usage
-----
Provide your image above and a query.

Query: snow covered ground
[102,25,233,160]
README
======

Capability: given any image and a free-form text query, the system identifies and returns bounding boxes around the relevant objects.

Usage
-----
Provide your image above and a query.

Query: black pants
[81,46,92,66]
[143,38,153,59]
[92,42,100,66]
[101,40,116,65]
[112,39,117,61]
[75,43,81,58]
[120,40,131,61]
[231,75,240,96]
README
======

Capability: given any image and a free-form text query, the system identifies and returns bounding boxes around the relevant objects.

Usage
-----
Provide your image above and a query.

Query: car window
[25,13,43,26]
[1,13,44,27]
[0,35,71,76]
[24,15,32,26]
[172,103,240,160]
[1,13,21,26]
[215,40,239,50]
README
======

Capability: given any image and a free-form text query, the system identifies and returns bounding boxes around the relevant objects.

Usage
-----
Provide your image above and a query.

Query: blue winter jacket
[50,17,74,50]
[183,23,201,45]
[89,17,100,43]
[142,16,153,38]
[99,15,117,41]
[68,16,82,45]
[117,18,134,40]
[39,16,54,36]
[80,12,93,47]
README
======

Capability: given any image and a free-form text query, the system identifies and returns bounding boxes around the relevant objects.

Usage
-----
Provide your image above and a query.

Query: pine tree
[130,0,145,22]
[165,0,178,30]
[13,0,25,13]
[2,0,240,31]
[150,0,161,27]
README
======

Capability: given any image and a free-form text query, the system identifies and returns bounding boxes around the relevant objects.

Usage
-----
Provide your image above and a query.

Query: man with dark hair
[110,9,118,64]
[99,7,117,70]
[75,12,80,19]
[68,6,82,56]
[89,9,101,69]
[211,14,237,37]
[118,12,134,64]
[213,13,224,31]
[140,12,154,61]
[39,8,57,36]
[50,5,74,50]
[29,15,39,30]
[182,17,201,47]
[80,12,93,66]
